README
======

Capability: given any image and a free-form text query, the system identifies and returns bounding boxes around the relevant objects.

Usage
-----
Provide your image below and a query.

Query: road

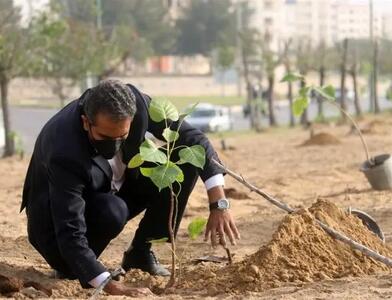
[8,97,392,154]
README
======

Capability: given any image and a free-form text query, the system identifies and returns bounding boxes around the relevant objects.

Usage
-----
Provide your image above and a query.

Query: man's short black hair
[83,79,137,124]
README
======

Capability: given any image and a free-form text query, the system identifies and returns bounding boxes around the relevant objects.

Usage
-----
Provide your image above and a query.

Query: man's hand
[204,209,240,247]
[104,280,153,297]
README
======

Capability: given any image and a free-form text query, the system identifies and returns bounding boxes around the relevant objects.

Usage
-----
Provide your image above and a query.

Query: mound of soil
[177,199,392,294]
[361,120,391,135]
[301,133,341,146]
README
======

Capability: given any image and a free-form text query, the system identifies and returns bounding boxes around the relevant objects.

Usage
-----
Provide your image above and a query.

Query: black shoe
[121,248,170,277]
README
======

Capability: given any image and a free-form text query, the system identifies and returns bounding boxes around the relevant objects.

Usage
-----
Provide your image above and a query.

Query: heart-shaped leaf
[179,102,199,120]
[140,167,153,177]
[162,128,179,143]
[280,73,304,83]
[188,217,207,240]
[150,162,183,191]
[322,85,336,100]
[149,99,179,122]
[128,153,144,168]
[178,145,206,169]
[140,139,167,164]
[299,86,311,98]
[292,97,309,116]
[313,86,335,101]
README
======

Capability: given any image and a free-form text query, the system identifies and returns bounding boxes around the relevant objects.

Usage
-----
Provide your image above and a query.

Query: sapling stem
[166,187,176,288]
[325,97,372,164]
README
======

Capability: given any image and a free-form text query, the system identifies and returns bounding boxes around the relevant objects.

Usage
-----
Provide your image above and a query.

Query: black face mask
[91,138,125,159]
[86,122,126,159]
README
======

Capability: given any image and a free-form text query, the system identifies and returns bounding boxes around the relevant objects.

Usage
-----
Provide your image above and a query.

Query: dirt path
[2,116,392,299]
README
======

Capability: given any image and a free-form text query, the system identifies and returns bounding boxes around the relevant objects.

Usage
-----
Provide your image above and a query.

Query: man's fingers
[204,225,211,241]
[211,228,218,247]
[218,225,227,247]
[230,220,241,239]
[224,222,236,245]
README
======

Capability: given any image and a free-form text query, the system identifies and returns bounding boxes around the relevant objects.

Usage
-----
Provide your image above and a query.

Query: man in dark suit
[21,80,240,296]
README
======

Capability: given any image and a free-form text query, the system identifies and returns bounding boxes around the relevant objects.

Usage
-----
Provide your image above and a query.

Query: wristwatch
[209,198,230,211]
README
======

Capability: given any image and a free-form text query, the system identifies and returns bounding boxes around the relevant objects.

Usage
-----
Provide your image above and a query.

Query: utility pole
[236,1,243,97]
[369,0,374,112]
[96,0,102,30]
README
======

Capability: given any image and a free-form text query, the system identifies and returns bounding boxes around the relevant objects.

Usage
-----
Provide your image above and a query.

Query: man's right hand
[104,280,153,297]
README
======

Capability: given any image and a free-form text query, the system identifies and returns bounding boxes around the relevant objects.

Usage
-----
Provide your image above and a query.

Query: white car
[186,103,232,133]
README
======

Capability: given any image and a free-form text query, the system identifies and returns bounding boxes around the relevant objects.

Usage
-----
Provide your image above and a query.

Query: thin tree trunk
[267,74,276,126]
[241,50,255,129]
[0,75,14,157]
[318,66,325,120]
[374,39,380,113]
[300,79,309,126]
[288,80,294,127]
[352,67,362,116]
[340,38,348,122]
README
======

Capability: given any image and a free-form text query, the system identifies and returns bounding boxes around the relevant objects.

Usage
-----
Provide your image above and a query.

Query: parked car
[186,103,232,133]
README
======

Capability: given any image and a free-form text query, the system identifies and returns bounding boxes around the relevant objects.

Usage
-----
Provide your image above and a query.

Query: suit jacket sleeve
[142,94,224,181]
[48,156,106,284]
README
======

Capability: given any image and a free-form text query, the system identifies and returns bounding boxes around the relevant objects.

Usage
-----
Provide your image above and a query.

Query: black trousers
[29,162,198,279]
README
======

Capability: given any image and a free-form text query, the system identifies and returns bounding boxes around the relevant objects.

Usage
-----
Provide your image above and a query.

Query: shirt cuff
[88,272,111,288]
[204,174,225,190]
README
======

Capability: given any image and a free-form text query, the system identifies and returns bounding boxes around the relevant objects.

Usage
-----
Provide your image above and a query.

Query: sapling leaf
[140,139,167,164]
[140,167,154,177]
[179,102,198,120]
[178,145,206,169]
[150,162,183,191]
[163,128,179,143]
[313,86,335,101]
[299,86,311,98]
[292,97,309,116]
[280,73,304,83]
[149,237,169,244]
[322,85,336,100]
[188,217,207,240]
[128,153,144,168]
[149,99,179,122]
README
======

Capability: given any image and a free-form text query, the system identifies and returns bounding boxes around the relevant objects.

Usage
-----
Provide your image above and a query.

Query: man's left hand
[204,209,240,247]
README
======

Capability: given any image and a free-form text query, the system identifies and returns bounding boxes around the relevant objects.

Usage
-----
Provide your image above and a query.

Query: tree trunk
[288,80,294,127]
[300,79,309,126]
[352,67,362,117]
[374,39,380,114]
[0,75,14,157]
[267,74,276,126]
[340,38,348,122]
[318,66,325,120]
[241,51,255,129]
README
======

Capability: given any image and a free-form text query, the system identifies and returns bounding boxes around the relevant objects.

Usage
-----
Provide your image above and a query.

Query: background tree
[216,46,235,97]
[0,1,27,156]
[282,40,295,127]
[294,40,312,126]
[175,0,235,61]
[338,38,349,122]
[58,0,175,79]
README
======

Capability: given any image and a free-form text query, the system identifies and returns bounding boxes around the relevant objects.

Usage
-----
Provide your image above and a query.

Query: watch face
[218,199,229,209]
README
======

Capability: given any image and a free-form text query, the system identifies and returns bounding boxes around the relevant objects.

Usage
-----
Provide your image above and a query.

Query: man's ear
[81,115,89,131]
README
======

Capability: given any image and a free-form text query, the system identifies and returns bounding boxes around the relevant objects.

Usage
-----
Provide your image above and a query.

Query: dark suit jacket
[21,84,222,284]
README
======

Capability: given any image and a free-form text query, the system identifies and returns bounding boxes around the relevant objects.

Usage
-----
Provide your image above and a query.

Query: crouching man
[21,80,240,296]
